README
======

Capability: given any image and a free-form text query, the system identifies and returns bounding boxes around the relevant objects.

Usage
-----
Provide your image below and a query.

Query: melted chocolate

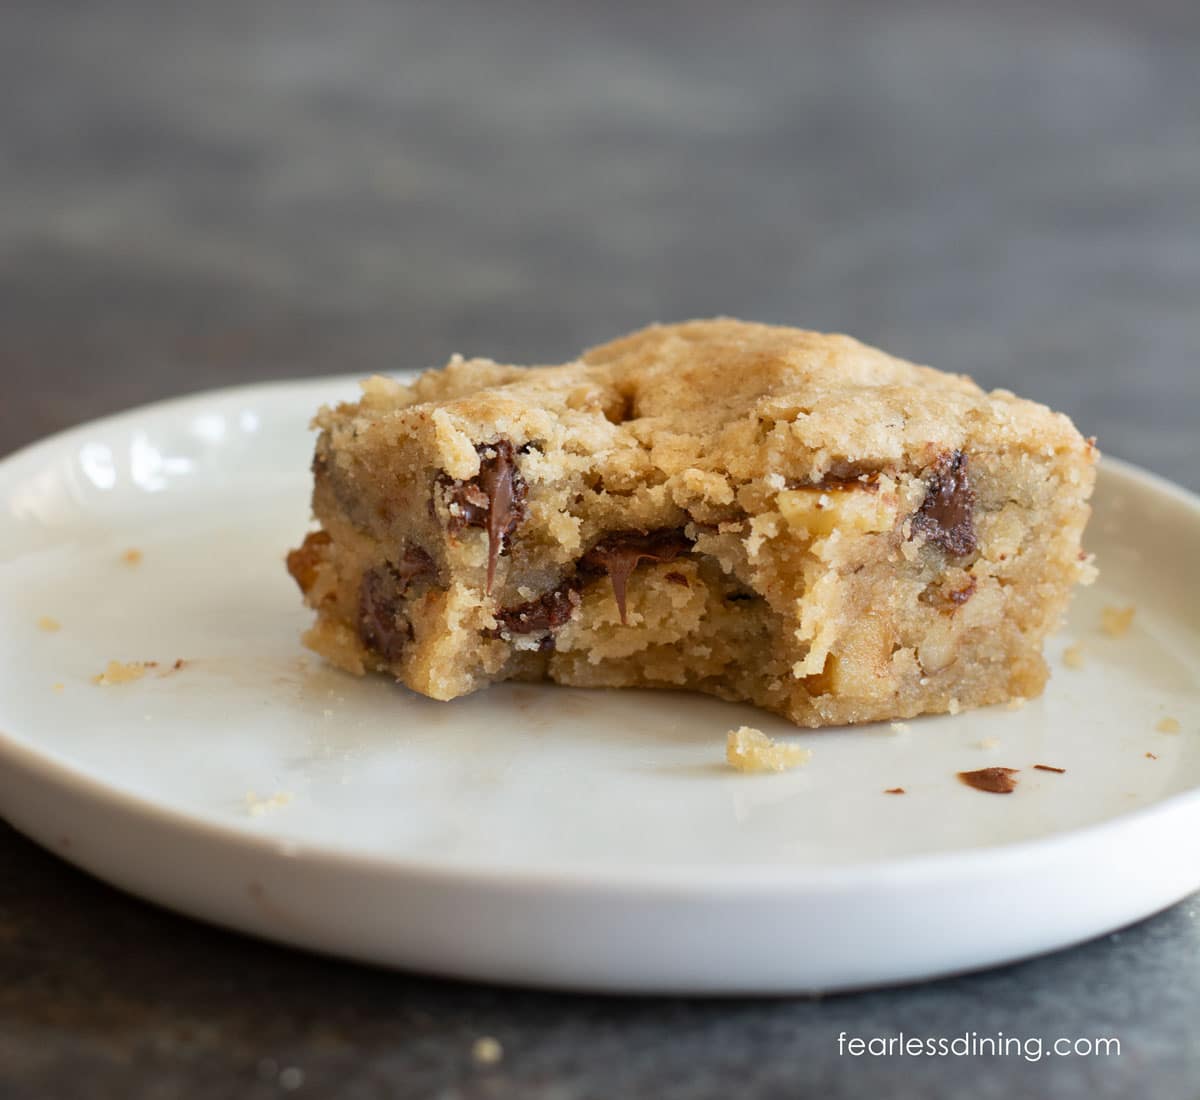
[356,547,437,663]
[578,528,693,624]
[958,766,1019,794]
[493,581,582,640]
[393,545,437,587]
[443,440,528,593]
[801,461,885,492]
[912,450,977,556]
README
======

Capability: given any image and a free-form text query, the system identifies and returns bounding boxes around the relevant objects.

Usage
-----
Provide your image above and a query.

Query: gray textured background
[2,1,1198,1097]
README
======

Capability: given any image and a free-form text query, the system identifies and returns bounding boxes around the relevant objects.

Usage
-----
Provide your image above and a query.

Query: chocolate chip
[578,528,693,624]
[492,581,582,642]
[947,577,977,605]
[824,459,885,482]
[286,530,332,595]
[799,461,885,492]
[912,450,977,556]
[958,766,1018,794]
[442,440,528,594]
[358,569,408,663]
[919,575,977,611]
[664,571,689,587]
[357,547,437,663]
[392,545,437,587]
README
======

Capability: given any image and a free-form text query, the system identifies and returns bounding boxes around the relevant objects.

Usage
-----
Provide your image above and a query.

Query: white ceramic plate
[1,378,1198,994]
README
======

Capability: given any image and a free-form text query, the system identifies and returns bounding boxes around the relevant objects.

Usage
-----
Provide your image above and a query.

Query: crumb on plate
[37,616,61,632]
[52,682,65,693]
[1034,764,1066,774]
[245,791,292,817]
[1062,644,1085,669]
[92,660,156,685]
[977,737,1000,750]
[1100,604,1135,638]
[1156,716,1181,734]
[122,548,143,566]
[471,1037,504,1066]
[884,787,906,795]
[725,726,811,774]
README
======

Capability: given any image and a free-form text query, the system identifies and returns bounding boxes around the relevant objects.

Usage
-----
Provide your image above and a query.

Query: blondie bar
[287,320,1096,727]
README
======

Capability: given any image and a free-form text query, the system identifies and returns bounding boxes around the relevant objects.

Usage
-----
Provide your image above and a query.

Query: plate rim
[1,376,1198,894]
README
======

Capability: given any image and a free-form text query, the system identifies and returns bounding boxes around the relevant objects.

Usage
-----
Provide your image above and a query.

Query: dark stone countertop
[2,2,1198,1096]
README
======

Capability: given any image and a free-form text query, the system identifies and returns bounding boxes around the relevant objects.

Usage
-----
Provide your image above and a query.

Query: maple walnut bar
[288,320,1096,727]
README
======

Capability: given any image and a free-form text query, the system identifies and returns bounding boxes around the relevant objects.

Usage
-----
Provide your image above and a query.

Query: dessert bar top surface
[317,318,1090,484]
